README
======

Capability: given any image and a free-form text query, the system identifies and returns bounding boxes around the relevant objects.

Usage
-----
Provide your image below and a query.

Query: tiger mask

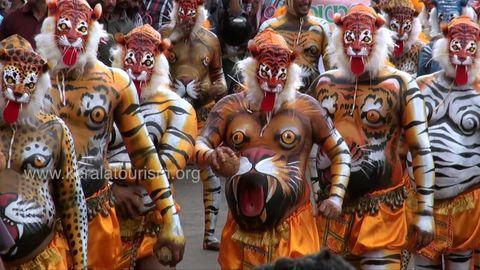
[112,24,171,100]
[0,35,51,125]
[434,16,480,86]
[382,0,422,57]
[169,0,206,38]
[428,0,474,38]
[236,29,301,114]
[35,0,107,75]
[329,5,393,79]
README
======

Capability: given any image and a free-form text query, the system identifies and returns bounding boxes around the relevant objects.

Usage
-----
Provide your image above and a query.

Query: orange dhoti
[86,185,122,269]
[415,187,480,260]
[317,185,408,256]
[6,229,70,270]
[218,203,319,270]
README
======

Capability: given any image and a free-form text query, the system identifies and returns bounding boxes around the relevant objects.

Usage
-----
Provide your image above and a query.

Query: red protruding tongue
[3,101,21,125]
[455,65,468,86]
[239,183,264,217]
[394,40,404,57]
[133,80,142,97]
[351,57,365,76]
[63,47,78,67]
[260,92,276,112]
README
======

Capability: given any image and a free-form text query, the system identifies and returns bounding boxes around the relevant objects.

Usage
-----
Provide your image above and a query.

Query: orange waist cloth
[7,231,70,270]
[415,187,480,260]
[86,186,122,269]
[318,184,408,256]
[218,202,319,270]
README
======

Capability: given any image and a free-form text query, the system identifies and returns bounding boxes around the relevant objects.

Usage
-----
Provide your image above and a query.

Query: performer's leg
[444,250,473,270]
[201,167,221,251]
[414,254,442,270]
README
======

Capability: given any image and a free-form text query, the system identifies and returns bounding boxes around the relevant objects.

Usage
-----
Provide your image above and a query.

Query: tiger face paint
[247,29,296,112]
[334,5,385,76]
[48,0,102,67]
[444,17,480,86]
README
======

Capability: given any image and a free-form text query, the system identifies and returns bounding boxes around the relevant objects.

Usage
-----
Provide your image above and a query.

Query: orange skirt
[318,187,408,256]
[86,188,122,269]
[7,231,70,270]
[416,187,480,260]
[218,203,319,270]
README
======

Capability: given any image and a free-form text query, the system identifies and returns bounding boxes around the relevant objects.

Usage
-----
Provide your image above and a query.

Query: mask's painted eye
[344,30,354,44]
[178,7,184,15]
[438,13,444,21]
[187,9,196,17]
[277,67,287,80]
[142,54,155,68]
[232,131,246,148]
[361,30,372,44]
[57,18,71,31]
[124,50,136,65]
[450,40,461,52]
[5,76,14,84]
[258,64,270,78]
[25,82,35,90]
[76,22,88,35]
[390,20,399,30]
[467,41,477,54]
[403,21,411,31]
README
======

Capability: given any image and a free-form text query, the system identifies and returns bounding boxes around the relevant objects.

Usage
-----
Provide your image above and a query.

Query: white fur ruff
[111,45,171,101]
[433,37,480,85]
[35,17,108,76]
[235,57,302,113]
[328,25,394,80]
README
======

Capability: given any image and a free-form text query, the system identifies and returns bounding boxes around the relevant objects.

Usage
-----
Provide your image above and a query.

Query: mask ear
[40,60,49,74]
[441,24,449,37]
[0,49,8,62]
[375,15,386,29]
[46,0,58,16]
[333,13,343,26]
[92,3,102,21]
[247,39,259,58]
[115,33,125,45]
[159,38,171,54]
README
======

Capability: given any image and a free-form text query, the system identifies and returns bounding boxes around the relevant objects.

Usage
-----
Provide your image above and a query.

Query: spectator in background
[0,0,46,48]
[142,0,173,30]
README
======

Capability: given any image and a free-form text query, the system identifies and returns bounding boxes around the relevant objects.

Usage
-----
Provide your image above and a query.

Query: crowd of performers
[1,0,480,269]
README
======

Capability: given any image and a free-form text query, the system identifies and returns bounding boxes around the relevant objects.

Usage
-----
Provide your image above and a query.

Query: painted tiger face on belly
[224,111,309,231]
[317,75,403,198]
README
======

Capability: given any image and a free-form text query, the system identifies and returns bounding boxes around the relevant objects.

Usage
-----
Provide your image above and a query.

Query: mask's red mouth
[350,57,365,76]
[239,180,265,217]
[61,47,79,67]
[394,40,404,57]
[2,101,21,125]
[261,91,276,112]
[455,65,469,86]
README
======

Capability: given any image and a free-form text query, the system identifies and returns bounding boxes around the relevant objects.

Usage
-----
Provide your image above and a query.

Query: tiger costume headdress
[236,29,302,114]
[328,5,393,80]
[169,0,207,37]
[35,0,107,76]
[111,24,171,100]
[433,16,480,86]
[0,35,51,125]
[382,0,423,57]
